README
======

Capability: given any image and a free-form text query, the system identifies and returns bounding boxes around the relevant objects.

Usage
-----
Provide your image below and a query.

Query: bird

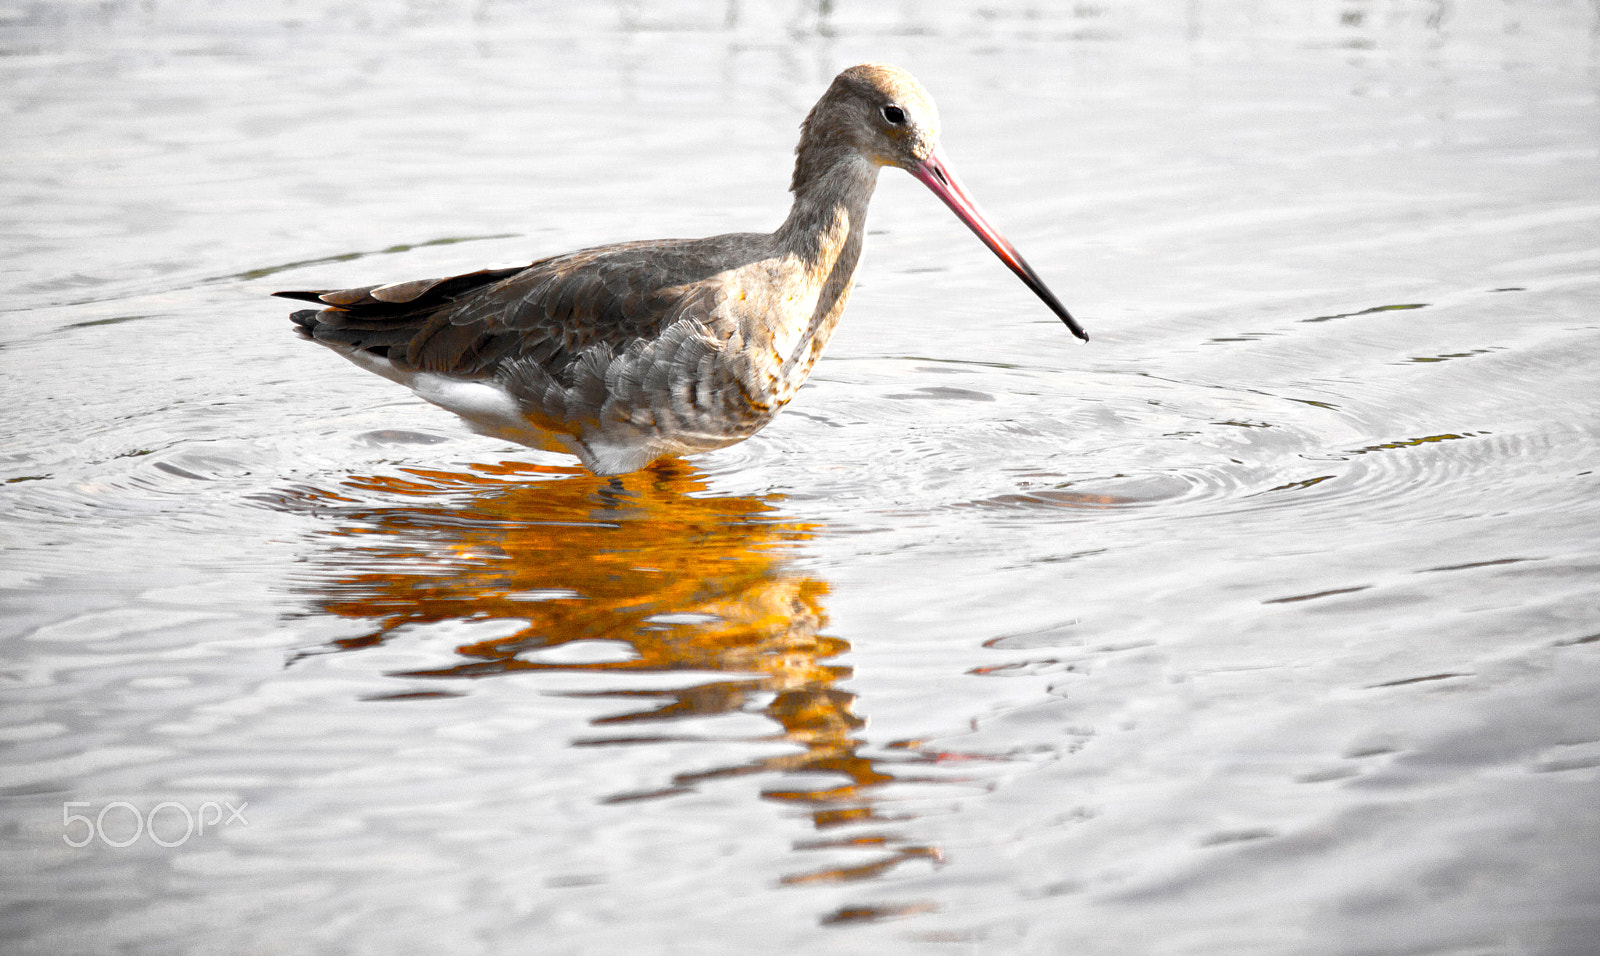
[277,63,1087,477]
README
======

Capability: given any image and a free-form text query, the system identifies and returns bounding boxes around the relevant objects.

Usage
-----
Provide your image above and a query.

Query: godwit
[278,64,1087,476]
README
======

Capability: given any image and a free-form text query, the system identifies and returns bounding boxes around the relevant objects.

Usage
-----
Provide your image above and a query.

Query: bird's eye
[881,104,906,125]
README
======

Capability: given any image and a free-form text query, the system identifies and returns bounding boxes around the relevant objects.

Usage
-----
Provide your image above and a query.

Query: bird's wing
[277,236,757,383]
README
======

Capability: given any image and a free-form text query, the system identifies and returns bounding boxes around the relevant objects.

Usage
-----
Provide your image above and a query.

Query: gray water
[3,1,1599,953]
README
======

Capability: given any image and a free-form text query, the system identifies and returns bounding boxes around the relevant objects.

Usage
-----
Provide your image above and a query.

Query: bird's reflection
[277,456,941,891]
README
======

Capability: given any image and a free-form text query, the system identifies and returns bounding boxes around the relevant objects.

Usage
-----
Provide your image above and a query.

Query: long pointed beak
[908,145,1088,342]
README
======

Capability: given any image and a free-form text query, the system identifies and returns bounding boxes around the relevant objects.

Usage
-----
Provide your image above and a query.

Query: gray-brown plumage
[278,64,1086,476]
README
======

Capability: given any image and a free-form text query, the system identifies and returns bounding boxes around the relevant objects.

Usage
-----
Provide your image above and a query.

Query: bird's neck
[759,150,880,394]
[776,149,880,272]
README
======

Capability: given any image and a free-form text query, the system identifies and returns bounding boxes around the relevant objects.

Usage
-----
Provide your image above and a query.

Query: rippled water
[4,1,1600,952]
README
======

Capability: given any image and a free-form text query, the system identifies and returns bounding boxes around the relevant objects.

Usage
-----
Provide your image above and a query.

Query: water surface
[3,1,1600,953]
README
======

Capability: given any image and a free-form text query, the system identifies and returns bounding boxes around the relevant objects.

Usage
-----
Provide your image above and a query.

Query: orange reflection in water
[278,458,942,896]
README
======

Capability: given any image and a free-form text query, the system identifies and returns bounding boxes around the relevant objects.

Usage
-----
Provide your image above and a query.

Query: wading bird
[278,64,1086,476]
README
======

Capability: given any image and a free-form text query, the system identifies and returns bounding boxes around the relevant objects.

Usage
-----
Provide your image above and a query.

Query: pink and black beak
[908,145,1089,342]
